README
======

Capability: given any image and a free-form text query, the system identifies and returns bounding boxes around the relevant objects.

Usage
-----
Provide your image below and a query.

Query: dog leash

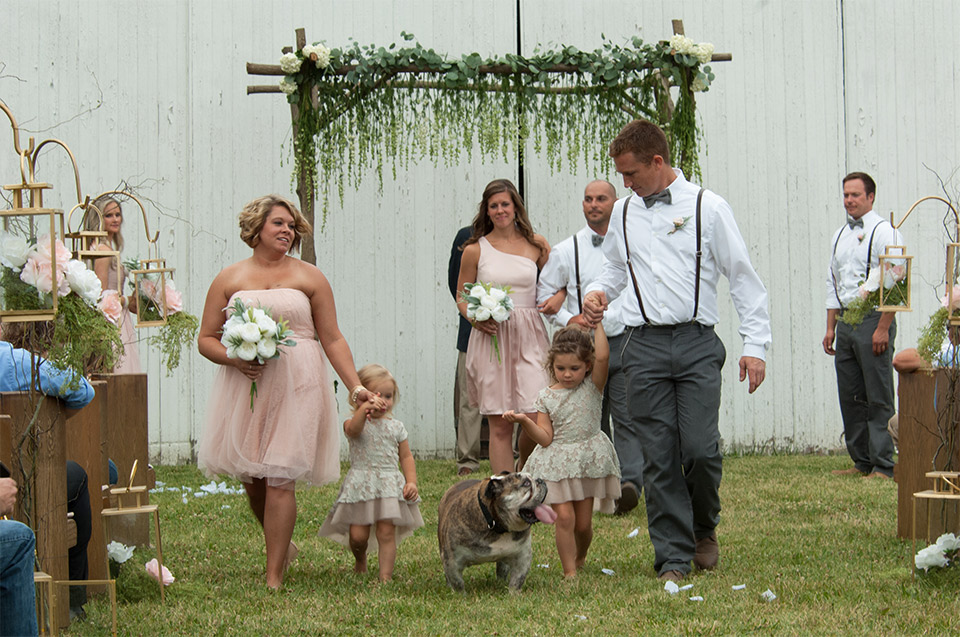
[477,489,509,534]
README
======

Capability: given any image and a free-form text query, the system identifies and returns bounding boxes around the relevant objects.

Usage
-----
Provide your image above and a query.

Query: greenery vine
[277,33,716,224]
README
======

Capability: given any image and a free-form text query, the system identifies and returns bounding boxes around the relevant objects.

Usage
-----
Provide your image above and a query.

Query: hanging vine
[270,33,717,225]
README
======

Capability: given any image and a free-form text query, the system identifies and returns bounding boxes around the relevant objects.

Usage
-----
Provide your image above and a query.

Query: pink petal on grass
[145,558,175,585]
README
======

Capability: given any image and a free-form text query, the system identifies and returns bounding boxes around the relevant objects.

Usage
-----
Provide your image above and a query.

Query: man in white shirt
[583,120,771,582]
[822,172,901,479]
[537,180,644,514]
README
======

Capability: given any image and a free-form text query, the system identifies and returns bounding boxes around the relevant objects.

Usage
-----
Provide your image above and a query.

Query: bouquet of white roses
[461,281,514,364]
[221,298,296,409]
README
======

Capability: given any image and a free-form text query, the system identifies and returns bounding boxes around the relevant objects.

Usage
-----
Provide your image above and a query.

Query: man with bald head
[536,180,644,515]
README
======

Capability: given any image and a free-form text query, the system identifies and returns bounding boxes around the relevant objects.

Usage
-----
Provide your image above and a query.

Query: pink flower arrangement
[138,277,183,315]
[19,235,72,297]
[941,285,960,312]
[98,290,123,325]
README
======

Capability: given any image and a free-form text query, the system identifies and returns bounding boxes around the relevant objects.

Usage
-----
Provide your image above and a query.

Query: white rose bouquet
[221,297,297,409]
[460,281,514,364]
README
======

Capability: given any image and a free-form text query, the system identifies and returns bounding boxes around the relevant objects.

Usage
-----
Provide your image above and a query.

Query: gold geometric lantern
[947,243,960,326]
[65,199,121,296]
[877,245,912,313]
[0,173,66,323]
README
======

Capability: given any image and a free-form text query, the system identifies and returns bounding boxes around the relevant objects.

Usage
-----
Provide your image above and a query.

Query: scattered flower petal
[627,528,639,538]
[732,584,746,591]
[664,581,680,594]
[679,584,693,591]
[537,564,550,569]
[574,615,587,621]
[601,568,615,576]
[145,559,175,585]
[761,589,777,602]
[689,596,704,602]
[221,505,231,510]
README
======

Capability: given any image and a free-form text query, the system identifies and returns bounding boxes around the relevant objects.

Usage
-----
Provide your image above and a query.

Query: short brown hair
[238,195,312,252]
[544,326,595,383]
[608,119,671,165]
[842,172,876,198]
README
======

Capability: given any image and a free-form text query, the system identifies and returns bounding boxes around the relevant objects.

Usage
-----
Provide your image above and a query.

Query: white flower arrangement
[107,541,135,564]
[302,43,331,69]
[915,533,960,572]
[221,297,296,409]
[460,281,513,364]
[279,52,302,74]
[279,77,298,95]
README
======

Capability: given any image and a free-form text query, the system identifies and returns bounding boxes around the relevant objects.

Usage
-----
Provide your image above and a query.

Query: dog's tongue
[534,504,557,525]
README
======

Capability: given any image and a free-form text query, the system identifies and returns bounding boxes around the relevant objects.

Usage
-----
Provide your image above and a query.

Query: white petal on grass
[627,527,640,538]
[679,584,693,591]
[601,568,615,576]
[574,615,587,621]
[761,589,777,602]
[688,596,704,602]
[537,564,550,569]
[732,584,746,591]
[663,581,680,594]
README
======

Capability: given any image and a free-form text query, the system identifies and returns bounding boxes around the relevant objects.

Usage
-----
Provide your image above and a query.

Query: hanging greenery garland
[275,33,717,225]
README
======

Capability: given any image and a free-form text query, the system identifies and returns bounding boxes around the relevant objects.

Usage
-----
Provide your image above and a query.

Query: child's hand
[403,482,418,501]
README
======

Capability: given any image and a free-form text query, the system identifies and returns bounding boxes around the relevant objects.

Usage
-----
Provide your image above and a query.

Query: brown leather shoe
[614,481,640,516]
[658,569,684,582]
[694,532,719,570]
[831,467,867,476]
[457,467,474,477]
[865,471,892,480]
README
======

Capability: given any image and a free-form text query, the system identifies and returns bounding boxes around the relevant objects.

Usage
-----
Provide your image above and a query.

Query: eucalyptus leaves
[276,32,717,225]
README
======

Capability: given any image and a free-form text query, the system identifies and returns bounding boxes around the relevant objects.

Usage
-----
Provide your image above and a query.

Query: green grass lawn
[67,455,960,636]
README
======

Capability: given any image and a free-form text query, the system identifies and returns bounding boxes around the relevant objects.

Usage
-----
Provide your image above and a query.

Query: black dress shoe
[614,481,639,515]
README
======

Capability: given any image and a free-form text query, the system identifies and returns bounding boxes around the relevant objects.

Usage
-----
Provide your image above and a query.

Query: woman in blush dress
[456,179,551,474]
[86,195,141,373]
[197,194,380,589]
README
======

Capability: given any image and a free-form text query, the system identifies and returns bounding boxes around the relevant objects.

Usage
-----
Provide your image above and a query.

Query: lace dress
[522,381,621,513]
[318,416,423,553]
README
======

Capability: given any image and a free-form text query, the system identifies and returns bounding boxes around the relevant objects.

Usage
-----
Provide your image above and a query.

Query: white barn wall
[1,1,959,461]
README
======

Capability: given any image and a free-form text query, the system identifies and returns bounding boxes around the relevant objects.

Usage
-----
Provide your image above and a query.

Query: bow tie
[643,189,672,208]
[847,216,863,230]
[591,234,604,248]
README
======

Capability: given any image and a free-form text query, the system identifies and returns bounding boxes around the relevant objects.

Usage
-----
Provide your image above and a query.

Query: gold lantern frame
[0,106,68,322]
[64,198,122,296]
[888,196,960,322]
[876,245,912,312]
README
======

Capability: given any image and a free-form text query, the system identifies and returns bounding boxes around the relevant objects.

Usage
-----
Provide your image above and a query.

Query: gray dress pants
[622,323,725,575]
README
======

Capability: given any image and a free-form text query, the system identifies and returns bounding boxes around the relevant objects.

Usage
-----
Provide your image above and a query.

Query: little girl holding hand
[504,326,621,578]
[318,364,423,582]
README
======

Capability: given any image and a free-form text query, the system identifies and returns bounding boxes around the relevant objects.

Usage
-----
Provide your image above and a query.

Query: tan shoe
[694,532,719,570]
[865,471,892,480]
[658,569,684,582]
[831,467,866,476]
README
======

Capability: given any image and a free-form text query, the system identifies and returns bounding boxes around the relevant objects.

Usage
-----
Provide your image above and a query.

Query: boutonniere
[857,232,865,244]
[667,216,691,235]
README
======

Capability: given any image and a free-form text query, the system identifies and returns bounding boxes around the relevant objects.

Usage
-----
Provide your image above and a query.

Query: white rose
[695,42,714,64]
[235,341,259,361]
[253,312,277,335]
[491,305,510,323]
[915,545,949,571]
[65,261,103,305]
[224,314,245,332]
[466,306,477,320]
[257,337,277,360]
[474,307,492,322]
[238,322,262,343]
[279,77,298,95]
[469,284,487,299]
[106,541,135,564]
[279,52,302,74]
[936,533,960,552]
[861,268,881,293]
[488,287,506,302]
[0,232,31,270]
[480,295,498,310]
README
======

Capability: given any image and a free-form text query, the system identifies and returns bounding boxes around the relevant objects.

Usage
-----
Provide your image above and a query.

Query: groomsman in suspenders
[583,120,771,582]
[822,172,900,479]
[536,180,644,515]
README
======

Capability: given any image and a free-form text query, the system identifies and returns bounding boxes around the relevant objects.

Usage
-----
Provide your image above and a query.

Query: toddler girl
[504,326,621,578]
[318,364,423,581]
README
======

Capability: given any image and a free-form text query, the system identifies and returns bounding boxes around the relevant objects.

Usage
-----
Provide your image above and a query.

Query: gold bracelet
[349,384,365,405]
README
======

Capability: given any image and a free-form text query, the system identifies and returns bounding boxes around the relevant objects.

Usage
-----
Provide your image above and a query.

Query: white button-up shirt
[586,169,771,360]
[825,210,903,309]
[537,225,625,337]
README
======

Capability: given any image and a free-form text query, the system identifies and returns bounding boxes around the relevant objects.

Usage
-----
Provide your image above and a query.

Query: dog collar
[477,489,509,534]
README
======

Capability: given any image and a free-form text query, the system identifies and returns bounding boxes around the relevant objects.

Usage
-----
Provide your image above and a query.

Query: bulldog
[438,471,557,592]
